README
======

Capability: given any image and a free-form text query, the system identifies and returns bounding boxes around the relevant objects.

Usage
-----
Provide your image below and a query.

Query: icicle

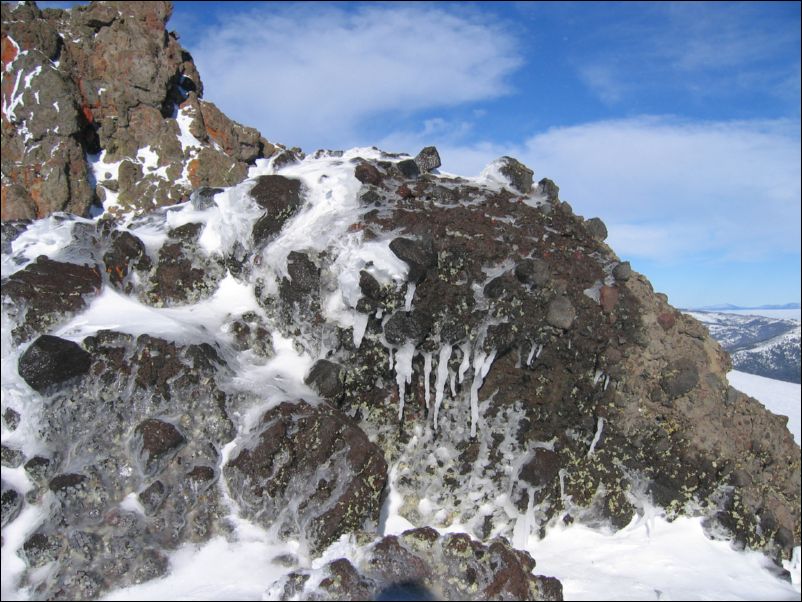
[449,371,456,398]
[469,348,496,438]
[587,417,605,457]
[388,347,394,371]
[433,344,453,430]
[536,344,543,358]
[394,343,415,421]
[512,487,535,549]
[404,283,416,312]
[352,312,369,349]
[526,342,537,366]
[603,375,610,391]
[423,351,432,410]
[457,341,471,383]
[592,369,604,386]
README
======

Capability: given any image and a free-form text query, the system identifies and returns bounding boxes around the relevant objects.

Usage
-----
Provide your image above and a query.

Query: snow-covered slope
[687,310,801,383]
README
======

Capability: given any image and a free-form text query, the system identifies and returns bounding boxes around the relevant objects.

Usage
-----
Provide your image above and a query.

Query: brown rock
[657,311,676,330]
[600,285,619,313]
[225,400,387,554]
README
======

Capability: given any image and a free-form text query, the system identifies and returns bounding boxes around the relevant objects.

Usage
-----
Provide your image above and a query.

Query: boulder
[585,217,608,241]
[18,335,92,393]
[250,175,303,246]
[389,236,436,283]
[355,162,383,186]
[225,400,388,554]
[305,359,345,402]
[414,146,442,173]
[397,159,421,179]
[546,296,576,330]
[498,157,534,194]
[612,261,631,281]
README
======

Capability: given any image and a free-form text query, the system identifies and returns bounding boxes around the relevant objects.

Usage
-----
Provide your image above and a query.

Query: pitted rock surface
[225,400,388,554]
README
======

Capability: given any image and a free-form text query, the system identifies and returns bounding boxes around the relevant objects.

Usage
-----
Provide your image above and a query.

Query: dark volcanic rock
[1,483,23,527]
[134,419,187,476]
[103,230,151,291]
[225,400,387,554]
[660,358,699,398]
[145,222,227,306]
[1,257,101,340]
[18,335,92,393]
[305,359,345,402]
[389,237,436,283]
[250,175,303,245]
[384,310,432,345]
[397,159,421,179]
[519,448,562,488]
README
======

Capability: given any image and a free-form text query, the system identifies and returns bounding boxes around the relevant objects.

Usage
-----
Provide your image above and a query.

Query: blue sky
[44,1,802,307]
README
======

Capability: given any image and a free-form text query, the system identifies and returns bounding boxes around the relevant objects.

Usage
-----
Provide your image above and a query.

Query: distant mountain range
[686,310,801,384]
[691,303,800,311]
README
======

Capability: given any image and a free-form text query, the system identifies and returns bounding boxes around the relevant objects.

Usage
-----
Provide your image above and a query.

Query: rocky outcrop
[270,527,563,601]
[1,1,281,220]
[8,330,234,599]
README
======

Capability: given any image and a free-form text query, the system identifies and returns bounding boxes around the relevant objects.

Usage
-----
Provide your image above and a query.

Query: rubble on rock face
[270,527,563,601]
[1,1,281,220]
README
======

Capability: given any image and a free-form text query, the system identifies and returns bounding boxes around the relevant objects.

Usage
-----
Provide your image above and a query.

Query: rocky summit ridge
[1,2,800,601]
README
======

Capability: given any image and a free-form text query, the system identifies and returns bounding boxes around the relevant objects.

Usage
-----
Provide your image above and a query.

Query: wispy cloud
[574,3,800,107]
[188,4,521,150]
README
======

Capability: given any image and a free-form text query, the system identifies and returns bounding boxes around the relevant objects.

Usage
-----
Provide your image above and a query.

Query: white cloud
[189,4,521,150]
[384,116,801,264]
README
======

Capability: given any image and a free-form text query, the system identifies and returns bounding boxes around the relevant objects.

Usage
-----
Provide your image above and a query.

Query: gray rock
[546,296,576,330]
[414,146,441,173]
[305,359,345,402]
[190,187,223,210]
[515,258,550,287]
[585,217,608,241]
[537,178,560,202]
[612,261,631,281]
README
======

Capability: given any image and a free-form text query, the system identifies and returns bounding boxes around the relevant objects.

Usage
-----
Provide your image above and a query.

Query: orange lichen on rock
[1,34,18,67]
